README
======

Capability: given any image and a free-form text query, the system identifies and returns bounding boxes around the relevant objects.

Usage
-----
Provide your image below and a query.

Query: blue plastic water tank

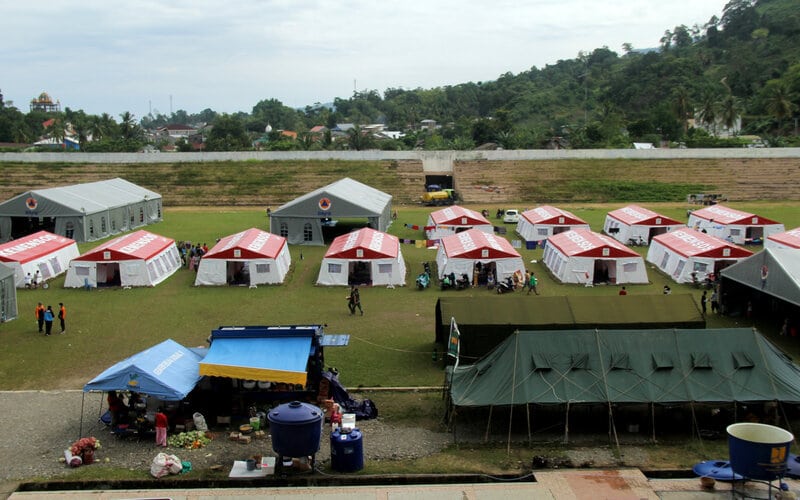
[330,428,364,472]
[728,423,794,480]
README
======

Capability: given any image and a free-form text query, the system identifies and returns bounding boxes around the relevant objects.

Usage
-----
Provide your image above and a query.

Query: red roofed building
[687,204,784,244]
[603,205,684,246]
[317,227,406,286]
[543,229,648,285]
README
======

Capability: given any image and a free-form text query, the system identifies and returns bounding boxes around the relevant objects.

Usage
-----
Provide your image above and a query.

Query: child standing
[155,407,168,447]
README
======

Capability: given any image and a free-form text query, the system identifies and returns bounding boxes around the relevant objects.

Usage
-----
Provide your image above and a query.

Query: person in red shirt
[155,407,168,447]
[58,303,66,334]
[618,286,627,296]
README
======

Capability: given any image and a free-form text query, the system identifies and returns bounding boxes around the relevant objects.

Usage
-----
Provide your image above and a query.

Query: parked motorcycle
[496,276,516,294]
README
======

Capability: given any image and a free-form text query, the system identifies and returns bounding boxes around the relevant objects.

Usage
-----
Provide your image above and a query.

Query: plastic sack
[193,412,208,432]
[64,449,82,468]
[150,452,183,478]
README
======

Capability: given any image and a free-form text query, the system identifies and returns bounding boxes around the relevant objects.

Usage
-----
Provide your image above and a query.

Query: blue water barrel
[330,428,364,472]
[728,423,794,480]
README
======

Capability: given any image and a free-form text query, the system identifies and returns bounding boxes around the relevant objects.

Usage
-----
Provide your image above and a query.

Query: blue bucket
[727,423,794,480]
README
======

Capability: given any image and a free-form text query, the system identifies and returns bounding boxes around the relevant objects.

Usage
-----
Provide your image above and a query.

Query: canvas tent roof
[83,339,204,400]
[203,228,286,260]
[0,230,76,264]
[73,230,174,261]
[606,205,682,226]
[547,229,640,258]
[436,295,704,360]
[689,204,779,226]
[652,228,753,258]
[721,248,800,308]
[768,228,800,250]
[449,328,800,407]
[272,177,391,219]
[324,227,399,259]
[440,228,520,259]
[0,178,160,218]
[198,325,321,385]
[520,206,587,226]
[429,206,491,227]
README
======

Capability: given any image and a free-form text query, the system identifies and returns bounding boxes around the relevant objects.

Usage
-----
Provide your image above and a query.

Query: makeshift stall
[81,339,205,437]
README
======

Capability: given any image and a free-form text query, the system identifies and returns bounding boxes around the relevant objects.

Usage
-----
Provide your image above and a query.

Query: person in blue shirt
[43,305,55,336]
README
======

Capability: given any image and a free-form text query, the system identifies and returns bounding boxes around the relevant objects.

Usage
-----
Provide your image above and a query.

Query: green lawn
[2,201,798,391]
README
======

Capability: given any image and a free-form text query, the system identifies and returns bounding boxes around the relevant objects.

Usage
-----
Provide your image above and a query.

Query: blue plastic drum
[728,423,794,480]
[330,428,364,472]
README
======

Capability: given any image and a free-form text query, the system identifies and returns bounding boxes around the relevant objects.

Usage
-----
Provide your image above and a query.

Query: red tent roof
[440,228,520,259]
[429,206,490,226]
[521,205,587,225]
[689,204,780,225]
[74,230,174,261]
[324,228,399,259]
[768,227,800,249]
[652,228,753,258]
[606,205,682,226]
[548,229,640,258]
[203,228,286,260]
[0,231,75,264]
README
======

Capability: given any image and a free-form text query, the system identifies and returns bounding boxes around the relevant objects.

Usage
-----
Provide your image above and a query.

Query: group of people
[347,286,363,315]
[106,391,169,447]
[179,241,209,271]
[35,302,66,335]
[24,271,42,289]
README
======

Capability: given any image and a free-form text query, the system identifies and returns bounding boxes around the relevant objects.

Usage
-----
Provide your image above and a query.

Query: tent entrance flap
[593,260,616,284]
[227,261,248,285]
[349,261,372,286]
[98,263,121,287]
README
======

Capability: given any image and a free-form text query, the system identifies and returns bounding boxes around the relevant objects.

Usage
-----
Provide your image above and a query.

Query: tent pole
[506,405,513,455]
[563,401,570,445]
[778,402,797,447]
[608,402,620,454]
[484,406,493,443]
[651,403,656,444]
[526,403,532,447]
[506,333,520,455]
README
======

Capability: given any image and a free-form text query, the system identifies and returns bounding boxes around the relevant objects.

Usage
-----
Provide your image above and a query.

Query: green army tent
[447,328,800,444]
[436,294,705,362]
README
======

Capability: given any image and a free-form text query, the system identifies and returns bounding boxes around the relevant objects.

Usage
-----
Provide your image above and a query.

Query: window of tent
[328,263,342,273]
[256,263,269,273]
[279,223,288,238]
[303,223,312,241]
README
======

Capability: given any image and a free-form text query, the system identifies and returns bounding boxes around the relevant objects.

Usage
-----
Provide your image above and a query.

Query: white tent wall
[435,246,524,282]
[517,219,590,242]
[65,244,180,288]
[687,215,784,245]
[11,244,80,287]
[194,243,291,286]
[543,245,648,284]
[646,240,736,284]
[316,254,407,286]
[602,216,679,245]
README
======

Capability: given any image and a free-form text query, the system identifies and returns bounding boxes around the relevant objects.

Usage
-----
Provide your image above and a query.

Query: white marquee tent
[0,230,79,287]
[516,205,590,243]
[603,205,684,245]
[687,204,784,245]
[435,228,524,282]
[65,230,181,288]
[647,228,754,284]
[195,228,291,286]
[317,227,406,286]
[425,206,493,240]
[543,229,649,285]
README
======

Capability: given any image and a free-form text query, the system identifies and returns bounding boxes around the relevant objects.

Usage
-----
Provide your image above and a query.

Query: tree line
[1,0,798,152]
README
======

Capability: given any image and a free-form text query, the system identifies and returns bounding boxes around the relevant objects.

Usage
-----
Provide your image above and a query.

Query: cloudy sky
[2,0,726,119]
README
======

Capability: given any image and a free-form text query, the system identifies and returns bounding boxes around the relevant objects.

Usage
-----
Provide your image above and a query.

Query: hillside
[0,157,798,206]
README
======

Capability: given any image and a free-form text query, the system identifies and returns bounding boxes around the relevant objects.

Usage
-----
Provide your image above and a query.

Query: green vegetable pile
[167,430,211,449]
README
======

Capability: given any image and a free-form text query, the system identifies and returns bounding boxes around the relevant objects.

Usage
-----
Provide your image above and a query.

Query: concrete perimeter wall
[1,148,798,173]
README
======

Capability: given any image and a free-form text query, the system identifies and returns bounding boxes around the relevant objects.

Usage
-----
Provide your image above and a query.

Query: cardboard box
[261,456,275,475]
[238,435,252,444]
[229,432,240,441]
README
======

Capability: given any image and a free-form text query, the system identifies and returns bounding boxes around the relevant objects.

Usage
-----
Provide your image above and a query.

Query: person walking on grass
[58,303,66,334]
[347,286,363,315]
[527,272,540,295]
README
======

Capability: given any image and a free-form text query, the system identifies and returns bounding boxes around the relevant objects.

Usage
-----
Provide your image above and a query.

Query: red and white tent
[766,227,800,250]
[65,230,181,288]
[543,229,648,285]
[436,228,524,282]
[0,230,79,287]
[317,227,406,286]
[646,227,753,284]
[425,206,493,240]
[195,228,290,286]
[516,205,590,243]
[603,205,684,245]
[687,204,784,244]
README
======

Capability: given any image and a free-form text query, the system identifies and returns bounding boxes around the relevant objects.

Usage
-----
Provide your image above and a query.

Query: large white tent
[0,178,162,243]
[647,227,754,284]
[543,229,649,285]
[687,204,784,245]
[195,228,291,287]
[766,227,800,250]
[0,230,79,287]
[603,205,684,245]
[425,206,493,240]
[516,205,590,244]
[436,228,524,284]
[65,230,181,288]
[0,262,17,322]
[317,228,406,286]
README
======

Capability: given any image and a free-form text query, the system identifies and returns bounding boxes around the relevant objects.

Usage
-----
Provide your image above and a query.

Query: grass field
[1,201,799,392]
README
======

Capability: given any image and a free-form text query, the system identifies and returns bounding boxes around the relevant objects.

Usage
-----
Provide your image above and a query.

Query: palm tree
[765,82,797,134]
[48,115,66,147]
[718,93,742,135]
[673,87,691,136]
[118,111,137,140]
[696,88,719,136]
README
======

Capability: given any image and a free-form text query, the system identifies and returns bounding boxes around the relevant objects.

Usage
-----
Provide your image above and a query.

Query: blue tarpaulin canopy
[198,326,316,385]
[83,339,204,400]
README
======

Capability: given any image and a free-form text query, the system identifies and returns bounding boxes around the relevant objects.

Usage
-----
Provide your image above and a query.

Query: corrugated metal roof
[26,178,160,214]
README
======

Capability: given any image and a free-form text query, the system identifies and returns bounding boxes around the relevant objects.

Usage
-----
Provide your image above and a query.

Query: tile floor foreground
[9,469,800,500]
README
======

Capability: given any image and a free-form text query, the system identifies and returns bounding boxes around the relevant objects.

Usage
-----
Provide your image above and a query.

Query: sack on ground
[193,412,208,432]
[150,452,183,478]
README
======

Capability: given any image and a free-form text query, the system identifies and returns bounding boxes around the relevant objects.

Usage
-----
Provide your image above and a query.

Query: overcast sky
[2,0,726,119]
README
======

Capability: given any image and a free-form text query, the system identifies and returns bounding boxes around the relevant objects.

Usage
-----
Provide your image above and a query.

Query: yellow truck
[421,189,457,206]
